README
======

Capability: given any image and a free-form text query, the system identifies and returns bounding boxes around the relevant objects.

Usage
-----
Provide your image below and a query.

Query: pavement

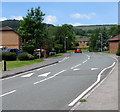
[72,54,119,111]
[1,52,72,78]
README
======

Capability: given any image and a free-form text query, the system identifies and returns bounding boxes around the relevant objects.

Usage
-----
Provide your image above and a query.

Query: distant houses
[0,26,20,49]
[76,38,90,48]
[109,34,120,53]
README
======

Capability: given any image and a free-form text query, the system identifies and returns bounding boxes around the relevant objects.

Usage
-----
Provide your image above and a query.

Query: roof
[77,38,90,42]
[109,34,120,42]
[0,26,13,31]
[0,26,19,35]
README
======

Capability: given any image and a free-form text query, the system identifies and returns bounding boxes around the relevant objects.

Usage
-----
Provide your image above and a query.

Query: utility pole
[99,33,102,52]
[64,37,68,52]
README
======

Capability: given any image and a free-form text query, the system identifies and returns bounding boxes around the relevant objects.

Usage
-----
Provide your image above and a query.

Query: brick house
[0,26,20,49]
[109,34,120,53]
[76,38,90,48]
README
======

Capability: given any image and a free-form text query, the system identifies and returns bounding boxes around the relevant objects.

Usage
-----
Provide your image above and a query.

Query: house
[76,38,90,48]
[0,26,20,49]
[109,34,120,53]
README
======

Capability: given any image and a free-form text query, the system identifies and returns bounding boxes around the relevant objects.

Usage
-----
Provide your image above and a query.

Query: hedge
[17,52,34,60]
[2,52,17,61]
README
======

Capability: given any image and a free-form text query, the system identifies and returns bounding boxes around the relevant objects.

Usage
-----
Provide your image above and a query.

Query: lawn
[5,59,44,70]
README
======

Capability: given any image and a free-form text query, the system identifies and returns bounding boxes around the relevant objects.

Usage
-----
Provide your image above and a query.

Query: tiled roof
[109,34,120,41]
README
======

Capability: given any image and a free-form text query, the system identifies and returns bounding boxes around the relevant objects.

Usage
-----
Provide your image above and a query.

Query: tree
[19,7,46,49]
[54,24,75,52]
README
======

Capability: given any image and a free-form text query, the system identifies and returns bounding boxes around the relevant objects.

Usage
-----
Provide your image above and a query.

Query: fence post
[2,60,6,71]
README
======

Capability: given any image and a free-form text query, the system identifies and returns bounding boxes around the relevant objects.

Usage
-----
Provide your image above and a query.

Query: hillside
[0,20,54,31]
[74,24,117,30]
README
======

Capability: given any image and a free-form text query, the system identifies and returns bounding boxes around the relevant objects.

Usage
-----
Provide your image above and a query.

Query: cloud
[0,16,23,21]
[70,22,83,26]
[70,12,96,20]
[0,17,7,21]
[10,16,23,20]
[44,15,57,24]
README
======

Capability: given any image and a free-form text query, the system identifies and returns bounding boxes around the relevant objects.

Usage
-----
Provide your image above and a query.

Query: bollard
[2,60,6,71]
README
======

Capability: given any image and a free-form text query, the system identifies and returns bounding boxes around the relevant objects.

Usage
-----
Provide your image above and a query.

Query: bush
[2,52,17,61]
[22,46,35,54]
[17,52,34,60]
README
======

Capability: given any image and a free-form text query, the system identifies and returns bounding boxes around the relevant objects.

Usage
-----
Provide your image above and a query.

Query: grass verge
[49,53,64,58]
[6,59,44,70]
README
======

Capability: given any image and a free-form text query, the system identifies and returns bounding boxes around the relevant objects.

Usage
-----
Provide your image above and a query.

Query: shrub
[17,52,34,60]
[22,46,35,54]
[2,52,17,61]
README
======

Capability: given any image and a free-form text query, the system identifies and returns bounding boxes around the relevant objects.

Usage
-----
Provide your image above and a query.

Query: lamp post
[99,33,102,52]
[64,37,68,52]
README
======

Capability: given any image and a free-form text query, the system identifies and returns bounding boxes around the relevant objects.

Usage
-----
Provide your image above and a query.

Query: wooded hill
[0,19,117,31]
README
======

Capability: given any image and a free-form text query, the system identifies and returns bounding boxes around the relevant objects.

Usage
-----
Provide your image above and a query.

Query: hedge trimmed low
[18,52,34,60]
[2,52,17,61]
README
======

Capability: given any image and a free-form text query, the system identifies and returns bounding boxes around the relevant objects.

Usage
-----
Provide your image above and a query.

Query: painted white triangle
[21,73,34,77]
[38,72,51,77]
[91,68,98,70]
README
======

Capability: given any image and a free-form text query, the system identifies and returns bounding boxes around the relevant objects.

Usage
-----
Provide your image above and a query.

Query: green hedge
[2,52,17,61]
[18,52,34,60]
[22,46,35,54]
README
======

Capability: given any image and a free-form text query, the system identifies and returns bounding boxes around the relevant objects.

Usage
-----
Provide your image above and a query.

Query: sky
[1,2,118,26]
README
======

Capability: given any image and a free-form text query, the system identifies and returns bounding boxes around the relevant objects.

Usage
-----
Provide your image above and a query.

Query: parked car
[49,52,56,56]
[34,49,46,58]
[2,49,20,55]
[74,49,82,53]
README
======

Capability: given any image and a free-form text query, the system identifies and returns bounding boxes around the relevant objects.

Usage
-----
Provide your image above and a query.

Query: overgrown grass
[6,59,44,70]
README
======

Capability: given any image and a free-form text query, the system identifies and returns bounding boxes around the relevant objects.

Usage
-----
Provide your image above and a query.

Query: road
[1,52,116,110]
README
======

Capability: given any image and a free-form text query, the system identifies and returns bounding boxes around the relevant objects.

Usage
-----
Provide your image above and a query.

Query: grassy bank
[3,59,44,70]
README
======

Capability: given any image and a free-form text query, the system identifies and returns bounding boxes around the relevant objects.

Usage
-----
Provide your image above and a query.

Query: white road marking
[21,73,34,78]
[2,64,57,80]
[71,54,90,69]
[38,72,51,77]
[36,64,56,71]
[70,64,117,111]
[71,64,81,69]
[91,68,98,70]
[73,68,80,71]
[68,61,116,107]
[0,90,16,97]
[82,60,87,64]
[59,57,69,63]
[34,70,66,85]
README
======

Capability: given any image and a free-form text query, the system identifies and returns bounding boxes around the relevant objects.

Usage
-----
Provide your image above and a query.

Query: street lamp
[64,37,68,52]
[99,33,102,52]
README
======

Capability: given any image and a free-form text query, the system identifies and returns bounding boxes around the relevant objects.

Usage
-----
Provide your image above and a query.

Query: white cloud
[0,17,7,21]
[44,15,57,24]
[70,12,96,20]
[0,16,23,21]
[10,16,23,20]
[70,22,83,26]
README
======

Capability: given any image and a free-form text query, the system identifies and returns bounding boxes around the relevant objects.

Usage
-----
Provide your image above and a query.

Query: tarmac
[1,53,119,111]
[72,54,119,112]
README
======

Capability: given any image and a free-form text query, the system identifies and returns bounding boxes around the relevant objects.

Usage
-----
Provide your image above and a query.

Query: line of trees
[18,7,75,55]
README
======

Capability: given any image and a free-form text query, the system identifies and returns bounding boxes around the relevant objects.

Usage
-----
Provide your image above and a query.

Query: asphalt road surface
[1,52,117,110]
